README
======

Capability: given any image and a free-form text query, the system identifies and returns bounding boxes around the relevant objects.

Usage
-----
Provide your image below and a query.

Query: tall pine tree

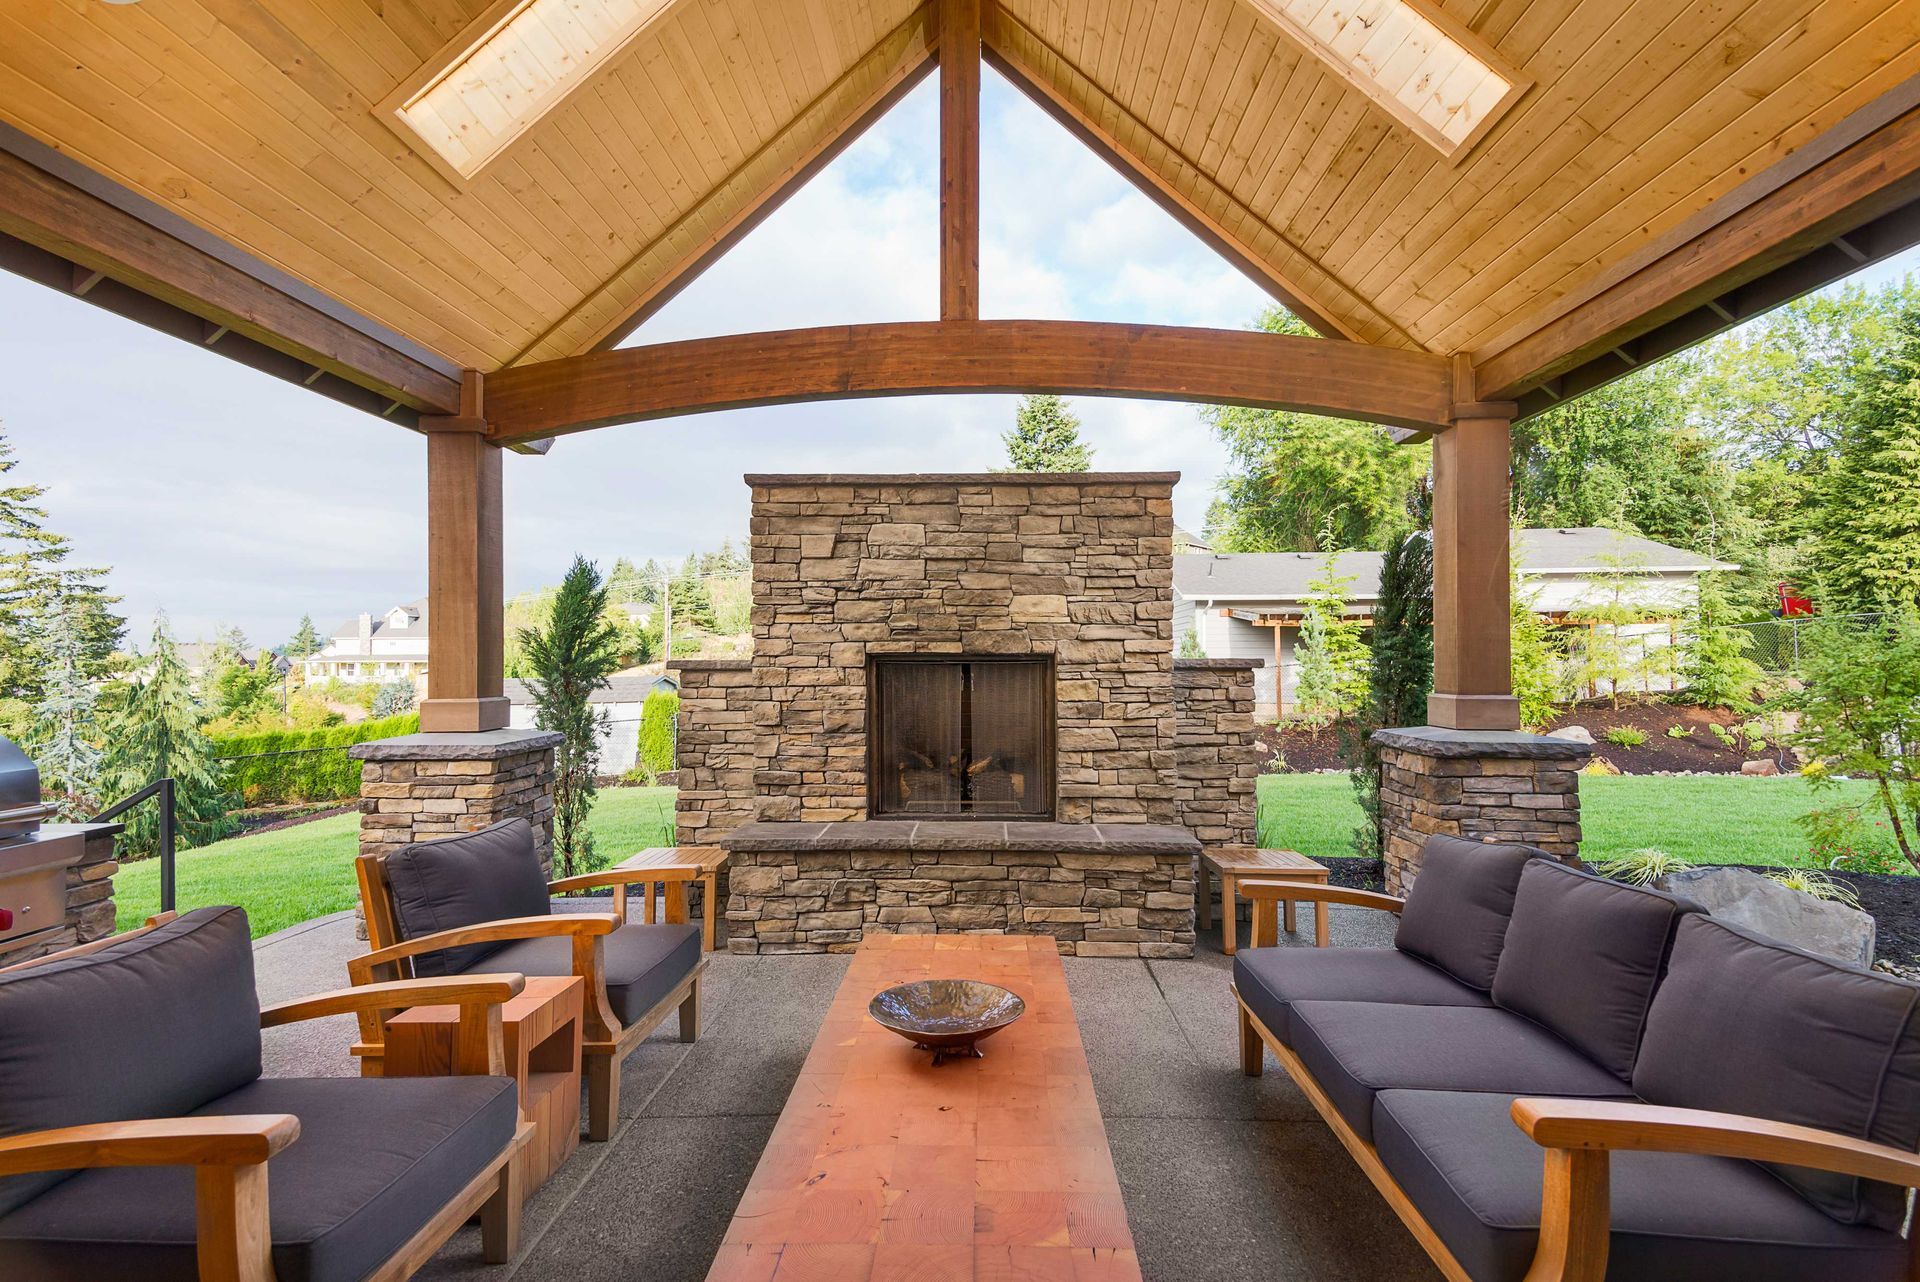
[1812,304,1920,610]
[520,558,621,878]
[102,616,232,857]
[29,599,103,807]
[1341,532,1432,856]
[1000,395,1093,472]
[285,614,322,659]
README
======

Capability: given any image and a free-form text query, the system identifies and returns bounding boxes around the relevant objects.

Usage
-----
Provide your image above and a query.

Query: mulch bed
[1253,723,1349,773]
[228,802,354,835]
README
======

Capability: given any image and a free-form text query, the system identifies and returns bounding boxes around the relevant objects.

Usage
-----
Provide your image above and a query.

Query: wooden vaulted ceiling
[2,0,1919,403]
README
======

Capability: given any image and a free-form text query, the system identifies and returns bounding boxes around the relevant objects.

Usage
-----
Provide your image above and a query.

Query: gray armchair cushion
[1233,947,1490,1048]
[0,1075,518,1282]
[0,906,262,1216]
[1491,861,1694,1081]
[1372,1089,1909,1282]
[1635,914,1920,1232]
[1394,834,1544,990]
[1287,1001,1630,1143]
[384,818,551,978]
[483,921,701,1027]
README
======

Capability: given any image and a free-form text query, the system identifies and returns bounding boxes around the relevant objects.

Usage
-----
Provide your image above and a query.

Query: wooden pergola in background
[2,0,1917,735]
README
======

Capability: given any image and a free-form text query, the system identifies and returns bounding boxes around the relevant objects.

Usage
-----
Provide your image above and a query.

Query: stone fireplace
[675,472,1262,957]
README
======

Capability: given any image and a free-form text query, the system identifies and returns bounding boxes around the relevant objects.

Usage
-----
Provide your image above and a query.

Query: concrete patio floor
[255,907,1438,1282]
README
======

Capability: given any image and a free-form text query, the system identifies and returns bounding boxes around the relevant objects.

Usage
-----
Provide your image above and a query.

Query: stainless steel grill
[0,735,79,948]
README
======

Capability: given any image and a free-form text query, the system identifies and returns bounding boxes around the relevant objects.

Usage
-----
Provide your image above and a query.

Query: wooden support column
[421,371,507,732]
[1271,622,1285,720]
[1429,365,1520,731]
[939,0,980,321]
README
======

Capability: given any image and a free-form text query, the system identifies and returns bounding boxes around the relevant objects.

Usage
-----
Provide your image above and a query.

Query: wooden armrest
[351,913,620,977]
[549,866,697,894]
[0,1115,299,1176]
[263,974,525,1028]
[1237,881,1406,914]
[1513,1098,1920,1186]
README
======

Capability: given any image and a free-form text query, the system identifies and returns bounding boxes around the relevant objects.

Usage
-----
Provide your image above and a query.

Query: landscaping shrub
[1664,724,1691,739]
[1604,725,1647,747]
[637,690,678,778]
[213,712,419,805]
[1588,847,1692,885]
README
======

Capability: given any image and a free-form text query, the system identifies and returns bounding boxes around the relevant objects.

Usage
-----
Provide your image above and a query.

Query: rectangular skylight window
[380,0,678,182]
[1246,0,1529,161]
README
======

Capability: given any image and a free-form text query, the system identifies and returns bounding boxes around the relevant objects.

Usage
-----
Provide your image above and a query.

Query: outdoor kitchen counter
[721,820,1202,856]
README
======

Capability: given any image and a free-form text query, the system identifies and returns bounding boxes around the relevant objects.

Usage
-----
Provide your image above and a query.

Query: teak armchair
[1233,869,1920,1282]
[0,911,531,1282]
[352,820,707,1141]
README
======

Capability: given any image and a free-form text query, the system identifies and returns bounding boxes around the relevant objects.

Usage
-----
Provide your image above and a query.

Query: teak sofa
[0,906,530,1282]
[1233,833,1920,1282]
[352,817,707,1140]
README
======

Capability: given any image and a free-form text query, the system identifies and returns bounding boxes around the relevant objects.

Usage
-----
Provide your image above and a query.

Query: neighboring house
[302,601,430,686]
[504,671,680,774]
[1173,528,1735,719]
[168,643,288,680]
[1173,527,1213,554]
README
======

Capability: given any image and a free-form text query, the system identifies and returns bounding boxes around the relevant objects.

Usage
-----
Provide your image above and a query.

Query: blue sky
[1,68,1915,649]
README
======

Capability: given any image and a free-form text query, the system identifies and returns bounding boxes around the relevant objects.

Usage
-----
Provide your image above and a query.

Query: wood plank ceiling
[2,0,1916,385]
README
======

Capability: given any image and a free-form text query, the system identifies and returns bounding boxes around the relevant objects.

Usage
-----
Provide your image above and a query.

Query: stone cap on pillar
[1371,726,1592,760]
[1173,658,1265,669]
[348,728,564,761]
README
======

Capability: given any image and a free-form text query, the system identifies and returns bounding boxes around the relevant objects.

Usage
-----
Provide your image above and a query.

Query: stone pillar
[0,823,122,966]
[348,730,562,934]
[1172,659,1263,851]
[1373,726,1591,895]
[669,659,756,846]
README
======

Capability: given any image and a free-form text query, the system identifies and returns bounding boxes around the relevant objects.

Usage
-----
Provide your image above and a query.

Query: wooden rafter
[938,0,981,321]
[481,319,1454,445]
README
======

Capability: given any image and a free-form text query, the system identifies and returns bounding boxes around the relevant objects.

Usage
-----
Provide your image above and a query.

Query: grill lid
[0,735,49,840]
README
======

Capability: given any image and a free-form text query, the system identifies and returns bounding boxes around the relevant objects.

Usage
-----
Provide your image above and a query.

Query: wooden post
[1271,621,1285,721]
[1429,361,1520,730]
[939,0,980,321]
[421,370,508,732]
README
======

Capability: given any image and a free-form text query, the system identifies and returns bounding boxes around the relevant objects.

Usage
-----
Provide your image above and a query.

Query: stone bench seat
[721,820,1202,856]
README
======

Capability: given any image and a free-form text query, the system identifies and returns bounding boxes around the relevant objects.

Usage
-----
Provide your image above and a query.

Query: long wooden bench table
[705,934,1142,1281]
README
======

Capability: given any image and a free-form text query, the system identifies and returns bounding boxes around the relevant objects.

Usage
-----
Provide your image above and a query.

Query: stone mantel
[723,820,1201,856]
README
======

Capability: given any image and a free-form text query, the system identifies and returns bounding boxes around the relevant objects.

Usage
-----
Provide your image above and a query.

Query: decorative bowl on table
[868,979,1026,1064]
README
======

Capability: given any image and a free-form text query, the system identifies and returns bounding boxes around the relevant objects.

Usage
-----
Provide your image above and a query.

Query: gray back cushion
[1394,834,1544,990]
[1491,860,1694,1081]
[1636,914,1920,1231]
[0,906,262,1214]
[386,818,550,978]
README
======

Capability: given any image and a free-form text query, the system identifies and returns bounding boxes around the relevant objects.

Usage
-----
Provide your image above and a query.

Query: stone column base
[1373,726,1592,896]
[349,729,563,937]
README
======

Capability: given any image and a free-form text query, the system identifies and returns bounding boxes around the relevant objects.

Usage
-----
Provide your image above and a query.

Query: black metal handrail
[94,778,176,914]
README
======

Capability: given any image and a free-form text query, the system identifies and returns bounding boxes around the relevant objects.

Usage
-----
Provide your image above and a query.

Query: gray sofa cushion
[1635,914,1920,1232]
[483,921,701,1027]
[1491,860,1694,1081]
[1372,1089,1909,1282]
[0,906,262,1216]
[0,1075,518,1282]
[1288,1001,1630,1143]
[1394,834,1543,990]
[1233,947,1490,1048]
[385,818,551,978]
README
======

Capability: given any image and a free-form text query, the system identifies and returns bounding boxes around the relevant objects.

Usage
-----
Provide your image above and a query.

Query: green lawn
[117,774,1888,939]
[114,786,677,937]
[1257,773,1882,868]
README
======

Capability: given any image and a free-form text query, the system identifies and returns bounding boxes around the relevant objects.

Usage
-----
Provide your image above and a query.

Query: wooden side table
[379,974,584,1191]
[1198,847,1331,954]
[615,846,728,950]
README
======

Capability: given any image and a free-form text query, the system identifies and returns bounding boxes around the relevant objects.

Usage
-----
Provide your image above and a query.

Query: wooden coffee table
[1197,847,1331,954]
[705,934,1141,1281]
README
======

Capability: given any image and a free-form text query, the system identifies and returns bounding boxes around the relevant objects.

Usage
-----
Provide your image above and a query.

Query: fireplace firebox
[867,656,1054,819]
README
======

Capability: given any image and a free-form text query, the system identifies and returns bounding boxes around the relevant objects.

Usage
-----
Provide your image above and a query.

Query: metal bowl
[868,979,1026,1064]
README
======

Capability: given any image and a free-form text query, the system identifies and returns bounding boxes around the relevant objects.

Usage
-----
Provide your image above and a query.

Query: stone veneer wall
[0,823,120,967]
[1375,726,1592,895]
[670,659,756,846]
[747,473,1177,824]
[1172,659,1262,851]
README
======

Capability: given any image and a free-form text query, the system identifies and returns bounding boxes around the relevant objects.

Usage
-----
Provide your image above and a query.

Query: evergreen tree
[1292,554,1370,724]
[668,567,716,635]
[285,615,322,659]
[1811,305,1920,611]
[1000,395,1093,472]
[519,558,621,878]
[1565,557,1658,707]
[1342,532,1432,856]
[635,558,665,605]
[636,690,678,779]
[710,537,748,575]
[101,616,232,857]
[1510,566,1564,730]
[605,557,645,603]
[1679,571,1764,710]
[29,599,103,806]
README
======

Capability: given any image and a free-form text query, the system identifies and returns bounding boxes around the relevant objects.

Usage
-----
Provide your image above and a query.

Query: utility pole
[660,565,672,665]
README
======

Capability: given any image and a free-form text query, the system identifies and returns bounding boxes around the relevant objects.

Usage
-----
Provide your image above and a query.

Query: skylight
[1245,0,1529,161]
[380,0,678,182]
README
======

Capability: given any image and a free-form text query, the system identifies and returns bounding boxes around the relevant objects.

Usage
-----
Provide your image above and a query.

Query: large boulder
[1741,758,1780,776]
[1655,866,1875,968]
[1547,725,1595,744]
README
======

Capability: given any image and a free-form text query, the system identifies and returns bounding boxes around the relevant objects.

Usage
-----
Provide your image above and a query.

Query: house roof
[504,673,679,707]
[1173,529,1735,603]
[327,600,428,642]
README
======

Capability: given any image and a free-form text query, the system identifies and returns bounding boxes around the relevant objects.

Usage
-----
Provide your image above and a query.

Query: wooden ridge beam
[1475,93,1920,404]
[482,320,1454,445]
[939,0,981,321]
[0,126,460,416]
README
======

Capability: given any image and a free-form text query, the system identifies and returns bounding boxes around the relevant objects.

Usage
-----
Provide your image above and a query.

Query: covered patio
[4,1,1920,1280]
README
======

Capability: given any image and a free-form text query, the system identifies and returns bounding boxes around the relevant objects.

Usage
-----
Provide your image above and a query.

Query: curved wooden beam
[485,320,1452,444]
